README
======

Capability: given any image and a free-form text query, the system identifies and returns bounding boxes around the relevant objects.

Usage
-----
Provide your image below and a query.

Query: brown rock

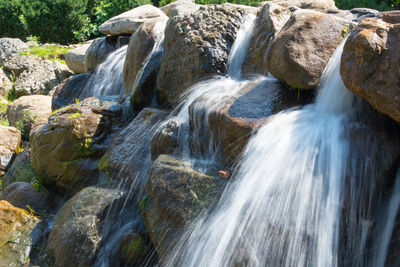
[340,11,400,123]
[0,200,40,267]
[30,98,119,195]
[266,9,351,90]
[242,2,292,75]
[0,126,21,173]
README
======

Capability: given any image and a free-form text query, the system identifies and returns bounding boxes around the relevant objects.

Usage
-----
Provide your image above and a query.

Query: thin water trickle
[165,39,354,267]
[374,171,400,267]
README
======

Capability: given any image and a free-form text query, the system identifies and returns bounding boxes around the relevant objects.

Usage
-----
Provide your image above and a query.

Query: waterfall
[167,14,258,162]
[165,38,355,266]
[83,45,127,99]
[374,171,400,267]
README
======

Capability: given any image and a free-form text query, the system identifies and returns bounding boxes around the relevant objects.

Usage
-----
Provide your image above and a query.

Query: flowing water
[84,46,128,98]
[165,37,359,267]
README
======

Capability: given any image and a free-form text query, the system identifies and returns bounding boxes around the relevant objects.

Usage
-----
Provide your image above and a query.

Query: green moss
[138,195,149,212]
[19,45,72,64]
[68,112,82,119]
[121,237,147,260]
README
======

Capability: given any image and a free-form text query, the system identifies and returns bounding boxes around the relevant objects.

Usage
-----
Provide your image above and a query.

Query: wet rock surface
[51,73,91,110]
[99,108,168,189]
[140,154,227,259]
[46,187,126,267]
[84,36,130,72]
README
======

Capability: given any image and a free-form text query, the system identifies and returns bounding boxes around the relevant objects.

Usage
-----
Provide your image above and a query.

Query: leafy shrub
[21,0,90,44]
[335,0,393,10]
[0,0,27,40]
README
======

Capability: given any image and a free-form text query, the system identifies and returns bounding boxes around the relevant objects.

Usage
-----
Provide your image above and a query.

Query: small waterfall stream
[84,45,128,98]
[165,38,356,267]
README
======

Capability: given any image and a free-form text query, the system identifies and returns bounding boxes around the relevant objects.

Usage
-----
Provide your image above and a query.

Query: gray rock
[140,154,226,259]
[99,5,167,36]
[51,73,90,110]
[157,4,247,106]
[123,19,167,111]
[0,69,12,98]
[46,187,126,267]
[0,126,21,173]
[7,95,52,135]
[65,40,93,74]
[98,108,168,189]
[0,38,29,65]
[30,98,118,195]
[13,59,72,97]
[0,182,56,213]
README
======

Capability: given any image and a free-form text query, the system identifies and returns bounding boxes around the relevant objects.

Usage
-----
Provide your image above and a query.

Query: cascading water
[84,45,128,98]
[165,38,356,267]
[166,14,258,162]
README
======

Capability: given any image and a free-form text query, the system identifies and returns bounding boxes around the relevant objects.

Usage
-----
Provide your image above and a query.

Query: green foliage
[19,44,72,64]
[0,0,27,40]
[21,0,90,44]
[335,0,393,10]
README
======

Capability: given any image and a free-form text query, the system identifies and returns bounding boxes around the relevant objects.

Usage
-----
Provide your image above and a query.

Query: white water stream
[84,45,127,98]
[165,36,356,266]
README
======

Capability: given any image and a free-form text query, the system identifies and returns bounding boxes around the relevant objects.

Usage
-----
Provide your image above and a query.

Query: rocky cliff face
[2,1,400,266]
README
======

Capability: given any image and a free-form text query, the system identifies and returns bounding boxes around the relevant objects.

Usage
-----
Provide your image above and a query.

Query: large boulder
[51,73,91,110]
[0,200,40,267]
[123,19,167,111]
[157,4,247,106]
[12,59,72,97]
[161,0,197,16]
[0,38,29,65]
[46,187,126,267]
[266,9,351,90]
[340,11,400,123]
[65,41,93,74]
[242,2,292,75]
[0,126,21,175]
[271,0,337,10]
[189,77,312,166]
[7,95,52,137]
[98,108,168,189]
[140,154,227,258]
[0,182,57,214]
[0,69,12,98]
[3,55,39,77]
[99,5,167,36]
[30,98,120,195]
[84,36,130,72]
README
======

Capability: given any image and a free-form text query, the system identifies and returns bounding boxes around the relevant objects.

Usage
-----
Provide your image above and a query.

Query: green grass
[19,45,72,64]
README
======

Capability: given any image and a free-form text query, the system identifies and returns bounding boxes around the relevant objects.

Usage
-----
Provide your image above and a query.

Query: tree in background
[0,0,27,39]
